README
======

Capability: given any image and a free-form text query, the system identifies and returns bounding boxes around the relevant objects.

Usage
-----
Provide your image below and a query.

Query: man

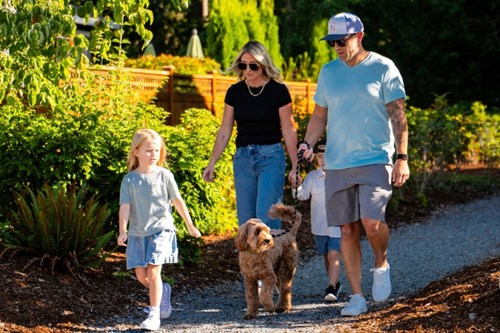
[298,12,410,316]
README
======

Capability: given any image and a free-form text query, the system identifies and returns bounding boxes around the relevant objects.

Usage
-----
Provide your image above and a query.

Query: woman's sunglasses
[237,62,260,71]
[327,33,357,47]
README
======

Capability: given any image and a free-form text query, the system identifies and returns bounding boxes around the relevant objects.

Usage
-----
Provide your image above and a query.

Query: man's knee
[340,222,360,241]
[362,218,388,238]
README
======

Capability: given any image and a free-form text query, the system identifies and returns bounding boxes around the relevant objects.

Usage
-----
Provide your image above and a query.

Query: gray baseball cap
[320,12,364,41]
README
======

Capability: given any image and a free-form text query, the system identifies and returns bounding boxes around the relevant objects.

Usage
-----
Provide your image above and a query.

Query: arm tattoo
[386,98,408,148]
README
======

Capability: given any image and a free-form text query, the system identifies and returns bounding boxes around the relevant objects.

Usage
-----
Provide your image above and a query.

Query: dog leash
[292,141,311,220]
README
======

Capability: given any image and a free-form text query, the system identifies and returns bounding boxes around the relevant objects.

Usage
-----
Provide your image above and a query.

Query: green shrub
[1,183,113,277]
[434,173,498,194]
[161,108,237,237]
[465,102,499,167]
[400,96,498,205]
[0,67,172,215]
[125,54,221,75]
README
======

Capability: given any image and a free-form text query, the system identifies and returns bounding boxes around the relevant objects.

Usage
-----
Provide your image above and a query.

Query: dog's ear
[235,222,249,252]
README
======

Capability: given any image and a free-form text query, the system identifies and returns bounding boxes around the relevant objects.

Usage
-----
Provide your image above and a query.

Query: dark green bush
[1,183,113,276]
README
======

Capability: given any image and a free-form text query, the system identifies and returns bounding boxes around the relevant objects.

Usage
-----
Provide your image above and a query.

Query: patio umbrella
[186,29,204,59]
[143,43,156,57]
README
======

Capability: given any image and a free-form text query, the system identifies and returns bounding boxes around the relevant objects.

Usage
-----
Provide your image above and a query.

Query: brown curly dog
[235,203,302,319]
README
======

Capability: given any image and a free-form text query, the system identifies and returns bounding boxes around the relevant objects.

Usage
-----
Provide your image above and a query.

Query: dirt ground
[0,168,498,333]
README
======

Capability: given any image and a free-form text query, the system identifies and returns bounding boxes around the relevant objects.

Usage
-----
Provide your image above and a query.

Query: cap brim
[320,34,349,41]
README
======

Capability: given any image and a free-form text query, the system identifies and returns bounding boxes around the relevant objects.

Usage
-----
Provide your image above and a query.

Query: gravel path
[92,196,500,332]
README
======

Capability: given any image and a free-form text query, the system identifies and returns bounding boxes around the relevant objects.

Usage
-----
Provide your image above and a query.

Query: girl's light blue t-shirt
[314,52,406,169]
[120,167,181,237]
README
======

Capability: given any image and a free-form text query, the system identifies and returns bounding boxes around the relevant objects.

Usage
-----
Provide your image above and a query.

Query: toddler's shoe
[324,281,342,302]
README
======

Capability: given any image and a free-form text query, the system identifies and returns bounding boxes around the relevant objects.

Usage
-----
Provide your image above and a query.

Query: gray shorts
[126,229,178,270]
[325,164,393,227]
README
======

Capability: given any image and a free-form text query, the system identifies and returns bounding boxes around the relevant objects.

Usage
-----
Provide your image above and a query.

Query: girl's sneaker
[160,282,172,319]
[143,282,172,319]
[140,311,160,331]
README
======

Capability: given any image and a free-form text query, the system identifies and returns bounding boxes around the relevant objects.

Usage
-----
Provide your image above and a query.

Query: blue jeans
[233,143,286,229]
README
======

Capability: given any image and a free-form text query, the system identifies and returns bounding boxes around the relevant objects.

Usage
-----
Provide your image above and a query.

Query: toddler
[296,140,342,301]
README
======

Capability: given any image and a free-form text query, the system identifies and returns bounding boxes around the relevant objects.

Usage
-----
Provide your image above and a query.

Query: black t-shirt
[225,79,292,148]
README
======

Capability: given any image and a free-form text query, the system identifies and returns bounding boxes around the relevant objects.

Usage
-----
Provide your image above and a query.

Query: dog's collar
[272,230,289,238]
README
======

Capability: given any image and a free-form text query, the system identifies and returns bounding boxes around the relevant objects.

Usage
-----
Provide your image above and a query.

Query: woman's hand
[288,166,303,188]
[297,141,315,163]
[202,164,216,182]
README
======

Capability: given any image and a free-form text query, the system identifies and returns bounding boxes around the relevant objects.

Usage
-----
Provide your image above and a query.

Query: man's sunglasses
[237,62,260,71]
[327,33,357,47]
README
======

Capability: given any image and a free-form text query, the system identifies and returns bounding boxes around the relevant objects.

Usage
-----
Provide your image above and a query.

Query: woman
[202,40,300,229]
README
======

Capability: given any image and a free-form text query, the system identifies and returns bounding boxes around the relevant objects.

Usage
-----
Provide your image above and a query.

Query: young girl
[118,129,201,331]
[295,140,342,302]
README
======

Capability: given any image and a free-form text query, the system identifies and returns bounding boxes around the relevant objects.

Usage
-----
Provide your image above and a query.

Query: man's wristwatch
[396,154,409,160]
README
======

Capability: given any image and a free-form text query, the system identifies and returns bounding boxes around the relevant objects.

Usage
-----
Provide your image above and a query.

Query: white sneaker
[341,294,367,316]
[140,311,161,331]
[371,264,391,302]
[160,282,172,319]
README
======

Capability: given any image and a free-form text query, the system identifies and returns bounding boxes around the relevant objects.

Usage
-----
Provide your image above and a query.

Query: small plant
[1,183,114,278]
[112,271,134,280]
[177,236,205,267]
[160,275,175,287]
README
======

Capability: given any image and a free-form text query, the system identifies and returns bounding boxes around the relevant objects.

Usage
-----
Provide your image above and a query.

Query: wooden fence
[91,66,317,125]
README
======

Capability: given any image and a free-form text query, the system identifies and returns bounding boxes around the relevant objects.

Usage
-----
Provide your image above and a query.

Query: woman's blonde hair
[227,40,283,83]
[126,129,166,171]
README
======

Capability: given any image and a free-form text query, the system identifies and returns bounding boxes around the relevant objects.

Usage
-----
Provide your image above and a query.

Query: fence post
[163,65,175,123]
[211,70,217,116]
[306,79,311,113]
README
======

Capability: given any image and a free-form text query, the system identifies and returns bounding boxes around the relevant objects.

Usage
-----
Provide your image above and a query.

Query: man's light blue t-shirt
[120,167,181,237]
[314,52,406,169]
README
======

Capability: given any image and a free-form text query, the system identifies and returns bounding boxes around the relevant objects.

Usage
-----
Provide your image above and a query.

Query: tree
[333,0,500,107]
[275,0,499,106]
[275,0,342,80]
[71,0,154,65]
[206,0,282,70]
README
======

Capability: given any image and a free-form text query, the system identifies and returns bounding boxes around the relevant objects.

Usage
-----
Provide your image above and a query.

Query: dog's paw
[275,305,291,313]
[263,304,275,313]
[243,312,257,320]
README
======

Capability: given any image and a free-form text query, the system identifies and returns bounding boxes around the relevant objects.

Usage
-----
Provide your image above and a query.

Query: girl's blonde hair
[126,129,166,171]
[227,40,283,83]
